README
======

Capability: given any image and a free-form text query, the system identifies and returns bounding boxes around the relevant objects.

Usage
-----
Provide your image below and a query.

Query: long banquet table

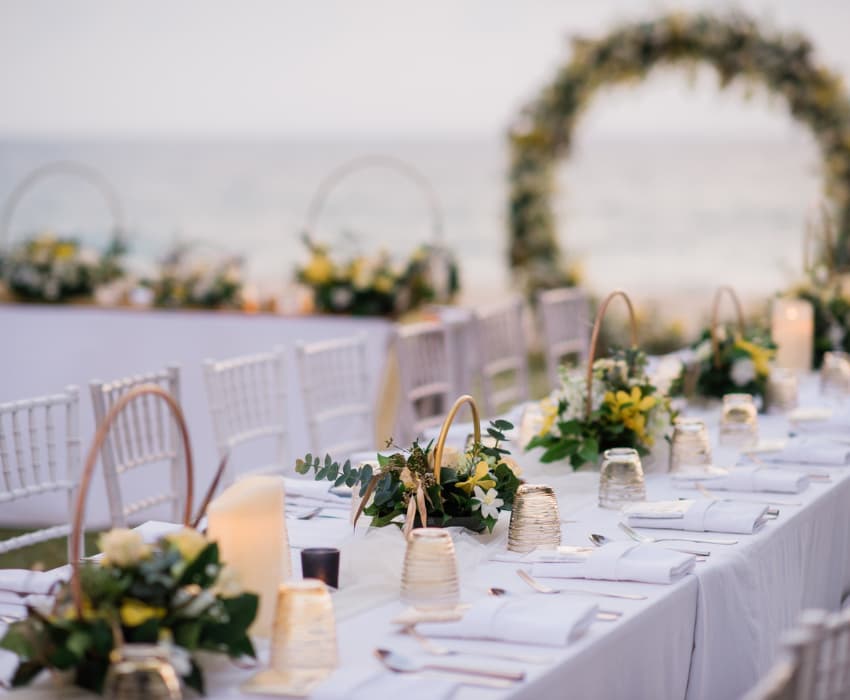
[5,380,850,699]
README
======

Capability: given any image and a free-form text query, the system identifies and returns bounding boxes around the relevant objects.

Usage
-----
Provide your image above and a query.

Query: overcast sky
[2,0,850,139]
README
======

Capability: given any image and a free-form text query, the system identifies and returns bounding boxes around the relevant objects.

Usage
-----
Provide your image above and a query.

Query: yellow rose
[456,461,496,495]
[98,529,151,568]
[166,527,208,562]
[373,274,394,294]
[302,254,334,285]
[120,599,166,627]
[54,242,76,260]
[538,398,558,436]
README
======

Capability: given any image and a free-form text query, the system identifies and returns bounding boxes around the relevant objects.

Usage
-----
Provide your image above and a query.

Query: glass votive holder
[243,579,338,696]
[766,368,799,414]
[104,644,182,700]
[668,418,712,473]
[821,351,850,397]
[599,448,646,510]
[300,548,340,589]
[517,403,544,447]
[507,484,561,553]
[400,528,460,611]
[719,393,759,448]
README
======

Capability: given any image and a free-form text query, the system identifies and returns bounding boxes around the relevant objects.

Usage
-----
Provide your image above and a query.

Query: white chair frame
[296,335,374,458]
[203,347,288,482]
[537,286,591,388]
[90,365,184,527]
[473,297,530,416]
[395,321,454,443]
[0,386,81,562]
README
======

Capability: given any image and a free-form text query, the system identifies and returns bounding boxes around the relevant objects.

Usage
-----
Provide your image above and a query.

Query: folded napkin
[529,541,695,585]
[749,441,850,467]
[417,594,597,647]
[791,413,850,437]
[672,466,810,494]
[622,499,769,534]
[0,568,68,596]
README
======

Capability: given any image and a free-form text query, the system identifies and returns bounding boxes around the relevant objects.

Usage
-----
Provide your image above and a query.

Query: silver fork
[296,506,323,520]
[619,522,738,546]
[403,625,553,664]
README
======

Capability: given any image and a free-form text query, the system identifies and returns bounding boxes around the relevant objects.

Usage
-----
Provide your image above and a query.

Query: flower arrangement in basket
[0,387,258,695]
[526,290,676,469]
[0,233,126,303]
[295,236,459,316]
[296,395,520,533]
[143,244,244,310]
[678,286,775,401]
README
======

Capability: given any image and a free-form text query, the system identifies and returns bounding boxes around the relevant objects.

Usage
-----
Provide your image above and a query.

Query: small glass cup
[821,351,850,397]
[599,448,646,509]
[400,528,460,610]
[668,418,712,473]
[300,548,340,589]
[104,644,182,700]
[766,368,799,414]
[507,484,561,553]
[243,579,338,696]
[719,393,759,448]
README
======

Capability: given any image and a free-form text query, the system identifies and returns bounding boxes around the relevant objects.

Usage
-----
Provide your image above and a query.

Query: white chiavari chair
[395,321,453,443]
[473,297,530,417]
[203,347,288,482]
[296,335,374,459]
[0,386,81,562]
[744,609,850,700]
[537,286,591,388]
[90,366,184,527]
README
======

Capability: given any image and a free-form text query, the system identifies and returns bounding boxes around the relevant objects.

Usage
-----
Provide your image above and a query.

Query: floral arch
[508,13,850,293]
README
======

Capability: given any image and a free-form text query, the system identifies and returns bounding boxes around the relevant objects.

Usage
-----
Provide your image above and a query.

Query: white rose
[731,358,757,387]
[331,287,353,310]
[214,565,243,598]
[98,528,151,567]
[694,341,713,363]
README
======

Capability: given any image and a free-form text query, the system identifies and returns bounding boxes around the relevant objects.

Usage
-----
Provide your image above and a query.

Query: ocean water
[0,134,823,318]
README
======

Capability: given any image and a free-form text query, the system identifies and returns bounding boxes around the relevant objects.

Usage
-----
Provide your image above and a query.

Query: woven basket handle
[432,394,480,483]
[70,385,194,616]
[0,160,125,250]
[710,285,745,369]
[585,289,638,420]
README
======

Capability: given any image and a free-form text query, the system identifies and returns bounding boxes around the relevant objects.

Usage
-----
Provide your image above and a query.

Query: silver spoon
[590,532,710,558]
[619,522,737,546]
[374,648,525,682]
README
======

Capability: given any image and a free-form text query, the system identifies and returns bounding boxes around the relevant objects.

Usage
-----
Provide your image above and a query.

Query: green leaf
[486,427,505,441]
[66,630,91,659]
[10,660,44,687]
[305,453,313,466]
[177,542,220,587]
[540,441,572,463]
[184,659,205,695]
[173,620,202,650]
[222,594,259,630]
[324,454,332,468]
[493,419,514,431]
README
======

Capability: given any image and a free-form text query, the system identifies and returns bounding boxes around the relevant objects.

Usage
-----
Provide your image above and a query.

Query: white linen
[418,594,597,646]
[671,466,809,493]
[529,541,695,584]
[623,499,769,534]
[751,440,850,466]
[0,568,68,595]
[790,412,850,436]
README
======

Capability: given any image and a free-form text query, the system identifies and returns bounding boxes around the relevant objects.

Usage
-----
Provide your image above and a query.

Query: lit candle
[207,475,291,637]
[771,298,814,371]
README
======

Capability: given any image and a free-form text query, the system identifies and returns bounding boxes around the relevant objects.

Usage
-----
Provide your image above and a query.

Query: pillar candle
[207,475,291,637]
[771,298,814,371]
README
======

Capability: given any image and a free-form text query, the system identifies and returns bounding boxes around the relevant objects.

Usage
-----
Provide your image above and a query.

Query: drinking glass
[400,528,460,610]
[766,368,799,414]
[104,645,182,700]
[599,448,646,509]
[719,393,759,448]
[668,418,712,473]
[507,484,561,553]
[821,351,850,397]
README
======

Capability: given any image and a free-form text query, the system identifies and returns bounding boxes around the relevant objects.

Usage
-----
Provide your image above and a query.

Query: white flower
[471,485,504,520]
[98,528,151,567]
[694,341,713,363]
[214,565,244,598]
[731,358,757,386]
[330,287,353,309]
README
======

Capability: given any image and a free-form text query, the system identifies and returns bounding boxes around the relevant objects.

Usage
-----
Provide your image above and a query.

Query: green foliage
[687,326,775,401]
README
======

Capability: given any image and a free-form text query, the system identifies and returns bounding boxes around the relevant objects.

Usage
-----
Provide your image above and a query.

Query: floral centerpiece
[526,348,675,469]
[0,233,125,303]
[296,236,459,316]
[0,527,258,695]
[143,245,243,309]
[296,418,520,533]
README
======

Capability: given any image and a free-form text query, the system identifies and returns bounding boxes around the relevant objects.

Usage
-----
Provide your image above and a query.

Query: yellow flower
[302,253,334,285]
[538,398,558,436]
[399,466,417,490]
[733,337,774,377]
[54,242,76,260]
[98,529,151,568]
[604,386,656,441]
[456,461,496,495]
[373,273,394,294]
[120,599,166,627]
[165,527,208,562]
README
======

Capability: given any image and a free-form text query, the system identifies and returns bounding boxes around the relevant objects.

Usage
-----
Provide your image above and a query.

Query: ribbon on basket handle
[585,289,638,420]
[710,285,745,369]
[69,385,194,617]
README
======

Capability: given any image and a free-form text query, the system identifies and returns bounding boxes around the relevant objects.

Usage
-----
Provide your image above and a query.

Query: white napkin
[749,441,850,467]
[0,568,68,596]
[529,541,695,584]
[417,594,597,646]
[791,413,850,437]
[623,499,769,534]
[283,476,339,500]
[672,466,810,494]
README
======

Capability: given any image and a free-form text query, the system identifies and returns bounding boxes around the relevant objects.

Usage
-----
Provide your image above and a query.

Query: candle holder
[771,298,814,371]
[598,448,646,509]
[104,645,182,700]
[300,548,340,589]
[820,351,850,397]
[669,419,712,473]
[766,368,799,414]
[243,580,338,697]
[400,528,460,610]
[508,484,561,552]
[719,393,759,448]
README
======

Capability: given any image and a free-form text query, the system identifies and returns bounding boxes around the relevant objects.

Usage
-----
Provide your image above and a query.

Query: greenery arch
[508,12,850,294]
